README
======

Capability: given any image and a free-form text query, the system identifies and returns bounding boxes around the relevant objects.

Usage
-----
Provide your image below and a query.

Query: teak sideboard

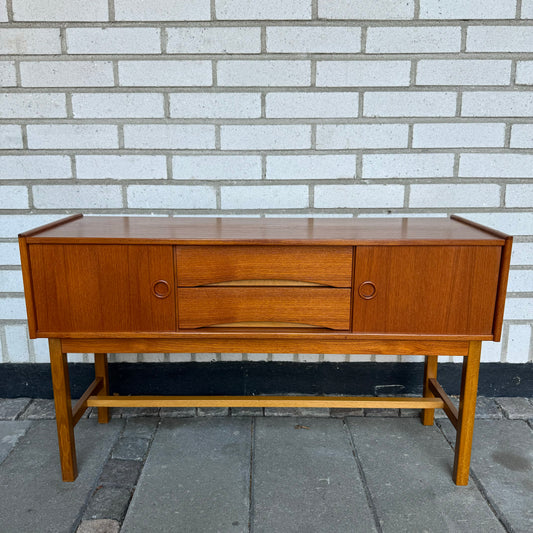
[18,215,512,485]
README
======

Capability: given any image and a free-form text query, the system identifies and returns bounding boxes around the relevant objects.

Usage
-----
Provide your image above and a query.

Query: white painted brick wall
[413,123,505,148]
[27,125,118,149]
[33,185,123,209]
[460,154,533,178]
[77,155,167,180]
[0,93,66,118]
[12,0,108,21]
[419,0,517,19]
[72,92,164,119]
[0,243,21,266]
[316,61,411,87]
[20,61,114,87]
[467,27,533,53]
[66,28,161,55]
[266,92,358,118]
[0,270,24,292]
[364,92,456,117]
[0,62,16,86]
[314,185,404,208]
[0,242,20,265]
[218,60,310,86]
[319,0,414,20]
[506,184,533,207]
[462,92,533,117]
[0,186,28,209]
[409,184,500,208]
[0,28,61,54]
[0,3,531,365]
[118,61,212,86]
[0,125,23,149]
[173,156,262,180]
[221,185,309,209]
[128,185,216,209]
[366,27,461,54]
[171,93,261,118]
[0,155,71,179]
[166,27,261,54]
[114,0,210,21]
[363,154,454,178]
[516,62,533,85]
[266,27,361,53]
[416,60,512,86]
[220,125,311,150]
[316,124,408,149]
[266,155,356,180]
[215,0,312,20]
[124,125,215,149]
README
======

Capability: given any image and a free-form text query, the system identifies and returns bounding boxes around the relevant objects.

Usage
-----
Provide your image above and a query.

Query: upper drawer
[176,245,353,287]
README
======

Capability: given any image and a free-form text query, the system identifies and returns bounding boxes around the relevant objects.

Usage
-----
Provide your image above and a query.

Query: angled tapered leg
[94,353,110,423]
[49,338,78,482]
[421,355,438,425]
[453,340,481,486]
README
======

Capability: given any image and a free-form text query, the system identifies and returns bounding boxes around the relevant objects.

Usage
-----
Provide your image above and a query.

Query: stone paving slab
[496,397,533,419]
[121,417,252,533]
[440,419,533,533]
[0,420,31,464]
[252,417,377,533]
[0,419,122,533]
[0,398,31,420]
[346,418,505,533]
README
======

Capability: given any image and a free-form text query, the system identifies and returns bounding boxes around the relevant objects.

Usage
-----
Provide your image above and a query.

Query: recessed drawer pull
[152,280,170,299]
[358,281,377,300]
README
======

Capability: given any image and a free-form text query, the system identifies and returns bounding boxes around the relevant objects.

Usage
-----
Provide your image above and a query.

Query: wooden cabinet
[353,245,502,335]
[18,214,513,485]
[28,244,175,334]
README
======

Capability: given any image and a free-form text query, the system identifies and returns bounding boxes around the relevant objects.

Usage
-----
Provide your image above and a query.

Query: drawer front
[178,287,351,330]
[176,246,353,287]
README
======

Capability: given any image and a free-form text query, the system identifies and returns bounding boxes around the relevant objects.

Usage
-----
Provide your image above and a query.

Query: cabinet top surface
[22,215,506,245]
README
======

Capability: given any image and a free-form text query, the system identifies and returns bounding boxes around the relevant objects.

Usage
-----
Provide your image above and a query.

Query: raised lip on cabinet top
[20,214,508,246]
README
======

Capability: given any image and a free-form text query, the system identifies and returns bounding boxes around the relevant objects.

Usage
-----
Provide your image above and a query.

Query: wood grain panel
[353,246,501,335]
[178,287,351,330]
[176,245,353,287]
[30,244,176,334]
[26,216,506,246]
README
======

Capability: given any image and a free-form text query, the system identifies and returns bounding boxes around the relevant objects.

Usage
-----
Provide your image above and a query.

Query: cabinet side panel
[18,236,38,338]
[353,246,501,336]
[30,244,176,334]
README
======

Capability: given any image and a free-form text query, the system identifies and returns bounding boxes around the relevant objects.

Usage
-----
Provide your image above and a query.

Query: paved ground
[0,397,531,533]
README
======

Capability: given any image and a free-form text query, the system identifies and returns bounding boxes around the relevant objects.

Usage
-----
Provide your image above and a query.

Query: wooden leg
[453,340,481,486]
[94,353,110,424]
[421,355,438,426]
[49,338,78,482]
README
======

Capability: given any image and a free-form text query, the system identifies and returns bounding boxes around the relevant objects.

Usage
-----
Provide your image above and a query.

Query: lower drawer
[178,287,351,330]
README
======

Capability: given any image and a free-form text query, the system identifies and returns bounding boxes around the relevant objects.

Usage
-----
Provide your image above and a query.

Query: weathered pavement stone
[121,417,252,533]
[0,419,122,533]
[263,407,330,417]
[496,397,533,419]
[83,486,133,521]
[76,519,120,533]
[252,417,377,532]
[159,407,195,418]
[440,419,533,533]
[111,436,151,461]
[98,459,142,487]
[0,398,31,420]
[196,407,229,416]
[347,418,504,533]
[0,420,31,464]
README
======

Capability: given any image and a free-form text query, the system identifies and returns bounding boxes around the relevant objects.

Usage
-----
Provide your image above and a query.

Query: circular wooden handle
[152,280,170,299]
[358,281,377,300]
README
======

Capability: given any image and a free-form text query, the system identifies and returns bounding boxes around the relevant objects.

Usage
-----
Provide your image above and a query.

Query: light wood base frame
[48,338,480,486]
